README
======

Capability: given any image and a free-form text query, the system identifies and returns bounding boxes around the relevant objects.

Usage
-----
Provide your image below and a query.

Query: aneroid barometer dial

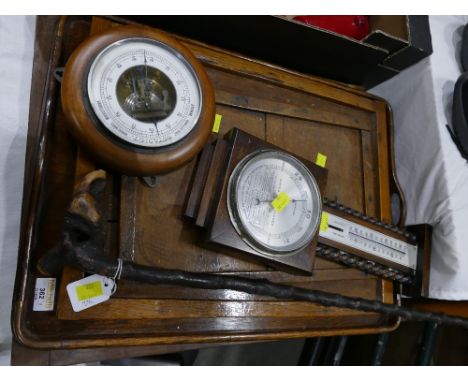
[61,25,215,176]
[227,150,322,256]
[87,39,200,147]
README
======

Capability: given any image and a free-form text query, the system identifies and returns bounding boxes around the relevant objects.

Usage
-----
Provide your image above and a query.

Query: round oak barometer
[61,25,215,176]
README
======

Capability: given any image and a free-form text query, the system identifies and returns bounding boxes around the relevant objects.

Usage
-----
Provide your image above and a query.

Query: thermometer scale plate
[319,212,418,271]
[316,201,423,284]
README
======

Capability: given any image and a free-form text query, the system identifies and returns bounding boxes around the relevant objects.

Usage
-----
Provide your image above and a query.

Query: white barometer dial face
[87,38,202,148]
[227,150,322,255]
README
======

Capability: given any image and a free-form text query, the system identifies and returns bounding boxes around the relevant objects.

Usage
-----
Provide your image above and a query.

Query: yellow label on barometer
[315,152,327,168]
[212,114,223,133]
[271,192,292,212]
[320,212,329,232]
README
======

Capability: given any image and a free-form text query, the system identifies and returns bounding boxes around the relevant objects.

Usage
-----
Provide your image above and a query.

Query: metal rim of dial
[227,149,322,257]
[61,25,215,176]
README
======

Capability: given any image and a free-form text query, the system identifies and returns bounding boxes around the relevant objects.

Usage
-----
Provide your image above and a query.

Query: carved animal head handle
[37,169,107,276]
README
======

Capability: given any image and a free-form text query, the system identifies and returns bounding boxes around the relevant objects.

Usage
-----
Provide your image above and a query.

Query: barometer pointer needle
[254,198,307,206]
[143,50,151,110]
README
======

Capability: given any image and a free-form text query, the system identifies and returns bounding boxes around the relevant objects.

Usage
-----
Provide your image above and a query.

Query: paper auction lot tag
[66,274,115,312]
[33,278,56,311]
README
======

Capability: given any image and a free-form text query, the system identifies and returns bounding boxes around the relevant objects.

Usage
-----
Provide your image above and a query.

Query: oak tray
[12,16,404,353]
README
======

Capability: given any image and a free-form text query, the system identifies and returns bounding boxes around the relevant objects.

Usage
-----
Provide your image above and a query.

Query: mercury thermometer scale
[319,212,418,270]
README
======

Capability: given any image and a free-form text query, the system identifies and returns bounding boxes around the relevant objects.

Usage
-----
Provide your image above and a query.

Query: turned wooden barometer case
[61,25,215,176]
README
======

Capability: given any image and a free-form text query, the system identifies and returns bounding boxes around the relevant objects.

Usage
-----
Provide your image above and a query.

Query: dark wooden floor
[342,321,468,365]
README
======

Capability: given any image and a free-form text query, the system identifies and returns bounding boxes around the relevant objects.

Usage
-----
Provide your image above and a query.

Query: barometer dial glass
[227,150,322,255]
[87,38,202,148]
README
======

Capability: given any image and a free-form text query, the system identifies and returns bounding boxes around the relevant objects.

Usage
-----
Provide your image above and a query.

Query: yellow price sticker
[76,280,103,302]
[212,114,223,133]
[271,192,292,212]
[315,152,327,168]
[320,212,329,232]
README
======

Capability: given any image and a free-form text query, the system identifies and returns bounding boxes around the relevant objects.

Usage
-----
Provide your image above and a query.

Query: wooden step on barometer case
[12,16,408,358]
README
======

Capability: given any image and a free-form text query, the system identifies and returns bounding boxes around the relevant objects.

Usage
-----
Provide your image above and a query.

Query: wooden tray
[12,16,403,350]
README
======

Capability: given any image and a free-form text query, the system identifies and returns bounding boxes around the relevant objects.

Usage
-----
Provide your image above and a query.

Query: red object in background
[293,16,370,40]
